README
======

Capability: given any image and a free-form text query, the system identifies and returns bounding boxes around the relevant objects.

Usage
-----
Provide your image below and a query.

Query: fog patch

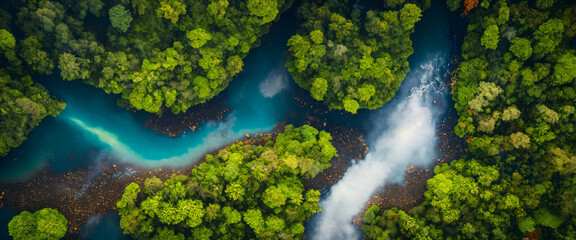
[259,68,289,98]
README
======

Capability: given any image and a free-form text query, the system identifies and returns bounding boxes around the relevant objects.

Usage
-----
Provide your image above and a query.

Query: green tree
[207,0,229,18]
[509,37,532,61]
[109,4,133,32]
[552,52,576,86]
[0,29,16,50]
[481,25,499,50]
[117,182,141,210]
[8,208,68,240]
[310,78,328,100]
[343,97,359,113]
[157,0,186,24]
[310,30,324,44]
[117,125,336,239]
[533,19,564,56]
[186,28,212,49]
[247,0,278,23]
[58,53,81,81]
[533,208,564,229]
[244,209,265,233]
[363,205,380,224]
[518,217,536,233]
[286,1,420,113]
[399,3,422,31]
[385,0,406,8]
[536,0,555,9]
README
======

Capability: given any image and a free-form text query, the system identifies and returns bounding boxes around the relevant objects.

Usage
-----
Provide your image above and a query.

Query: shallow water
[0,0,461,238]
[0,6,363,238]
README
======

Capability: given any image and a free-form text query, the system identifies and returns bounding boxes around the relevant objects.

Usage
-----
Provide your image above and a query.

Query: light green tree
[186,28,212,49]
[310,78,328,100]
[399,4,421,31]
[553,52,576,86]
[0,29,16,50]
[157,0,186,23]
[481,25,499,50]
[343,97,360,113]
[247,0,278,23]
[8,208,68,240]
[533,19,564,56]
[109,5,133,32]
[509,38,532,61]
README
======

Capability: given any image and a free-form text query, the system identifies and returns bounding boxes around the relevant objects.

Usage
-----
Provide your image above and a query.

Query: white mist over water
[259,68,289,98]
[311,57,446,240]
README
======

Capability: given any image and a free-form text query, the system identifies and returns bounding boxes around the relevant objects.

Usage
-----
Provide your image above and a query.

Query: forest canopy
[0,0,293,156]
[0,0,292,114]
[364,0,576,239]
[0,28,65,156]
[8,208,68,240]
[116,125,337,239]
[285,0,422,113]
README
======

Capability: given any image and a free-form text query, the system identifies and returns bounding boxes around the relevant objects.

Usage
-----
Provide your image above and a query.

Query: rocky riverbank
[145,95,231,137]
[0,122,366,239]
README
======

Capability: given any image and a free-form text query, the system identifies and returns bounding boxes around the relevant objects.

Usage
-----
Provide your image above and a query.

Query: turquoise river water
[0,0,464,238]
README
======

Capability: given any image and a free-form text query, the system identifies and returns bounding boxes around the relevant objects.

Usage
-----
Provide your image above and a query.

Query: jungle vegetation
[0,0,291,155]
[116,125,337,239]
[8,208,68,240]
[3,0,576,239]
[285,0,425,113]
[0,0,292,114]
[363,0,576,239]
[0,28,65,156]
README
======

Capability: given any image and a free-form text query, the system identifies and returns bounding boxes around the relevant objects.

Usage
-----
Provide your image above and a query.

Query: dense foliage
[0,0,292,114]
[0,28,65,156]
[285,0,422,113]
[0,0,292,156]
[8,208,68,240]
[363,0,576,239]
[116,125,337,239]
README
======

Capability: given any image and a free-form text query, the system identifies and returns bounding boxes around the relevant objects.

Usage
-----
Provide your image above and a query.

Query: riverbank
[144,94,231,137]
[361,104,466,212]
[0,122,365,239]
[0,128,274,238]
[0,160,190,238]
[348,52,467,226]
[0,87,464,240]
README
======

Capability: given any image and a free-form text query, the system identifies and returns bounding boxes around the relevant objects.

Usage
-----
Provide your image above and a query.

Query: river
[0,0,462,238]
[306,0,462,238]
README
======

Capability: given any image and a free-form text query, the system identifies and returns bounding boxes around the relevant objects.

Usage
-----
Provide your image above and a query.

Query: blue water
[0,9,309,182]
[0,0,460,239]
[79,211,129,240]
[306,0,462,239]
